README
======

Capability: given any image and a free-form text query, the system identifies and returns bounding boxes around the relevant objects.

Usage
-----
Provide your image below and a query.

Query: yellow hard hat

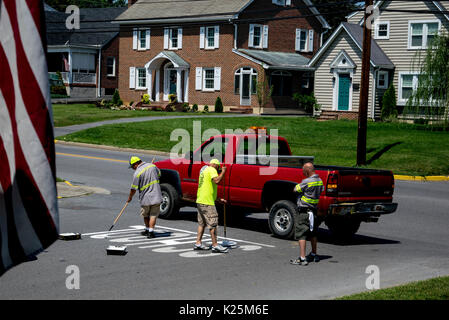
[129,156,141,168]
[210,158,221,168]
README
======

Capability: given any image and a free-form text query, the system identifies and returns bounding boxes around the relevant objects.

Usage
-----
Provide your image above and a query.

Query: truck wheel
[325,216,361,240]
[268,200,297,239]
[159,183,180,219]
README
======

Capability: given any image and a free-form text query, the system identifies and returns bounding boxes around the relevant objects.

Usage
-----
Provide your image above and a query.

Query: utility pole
[357,0,373,166]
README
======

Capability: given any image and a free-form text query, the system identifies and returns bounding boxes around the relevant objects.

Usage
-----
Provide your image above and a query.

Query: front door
[338,73,351,111]
[164,68,177,101]
[240,73,251,106]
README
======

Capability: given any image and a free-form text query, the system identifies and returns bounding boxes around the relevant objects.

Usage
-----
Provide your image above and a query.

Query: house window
[106,57,115,77]
[399,73,423,102]
[206,26,215,48]
[251,24,263,48]
[136,68,146,89]
[138,30,146,50]
[234,74,240,94]
[296,29,308,52]
[203,68,215,91]
[409,21,440,49]
[377,71,389,89]
[375,21,390,39]
[170,28,179,49]
[272,0,286,5]
[234,68,258,95]
[270,71,292,96]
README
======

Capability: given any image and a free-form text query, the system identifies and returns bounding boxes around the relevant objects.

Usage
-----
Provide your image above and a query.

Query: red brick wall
[101,36,120,93]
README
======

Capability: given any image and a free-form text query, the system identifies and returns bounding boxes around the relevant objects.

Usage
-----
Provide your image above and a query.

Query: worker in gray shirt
[127,156,162,238]
[290,162,324,266]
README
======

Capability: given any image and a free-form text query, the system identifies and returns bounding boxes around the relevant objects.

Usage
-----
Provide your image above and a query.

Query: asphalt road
[0,144,448,300]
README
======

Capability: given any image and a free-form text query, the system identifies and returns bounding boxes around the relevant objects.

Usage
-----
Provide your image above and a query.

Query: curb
[394,175,449,182]
[55,140,449,182]
[55,140,171,157]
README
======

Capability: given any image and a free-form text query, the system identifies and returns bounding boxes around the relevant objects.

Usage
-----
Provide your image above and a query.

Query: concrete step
[228,107,253,114]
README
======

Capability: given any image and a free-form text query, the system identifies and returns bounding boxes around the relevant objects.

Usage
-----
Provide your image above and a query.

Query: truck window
[237,137,290,156]
[197,138,228,163]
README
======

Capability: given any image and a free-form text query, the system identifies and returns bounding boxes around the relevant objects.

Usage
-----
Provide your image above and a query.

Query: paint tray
[106,245,128,256]
[59,233,82,240]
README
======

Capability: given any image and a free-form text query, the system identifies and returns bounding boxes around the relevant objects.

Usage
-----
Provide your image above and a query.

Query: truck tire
[325,216,361,240]
[159,183,180,219]
[268,200,297,239]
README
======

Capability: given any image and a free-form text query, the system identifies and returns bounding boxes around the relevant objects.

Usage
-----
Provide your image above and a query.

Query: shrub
[192,104,198,112]
[214,96,223,113]
[168,93,177,103]
[129,101,134,106]
[203,105,209,113]
[112,89,123,107]
[182,103,190,112]
[381,84,398,121]
[292,92,320,113]
[141,94,150,105]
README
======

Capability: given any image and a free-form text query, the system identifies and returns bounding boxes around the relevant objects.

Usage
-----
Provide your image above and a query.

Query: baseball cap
[129,156,141,168]
[210,159,221,168]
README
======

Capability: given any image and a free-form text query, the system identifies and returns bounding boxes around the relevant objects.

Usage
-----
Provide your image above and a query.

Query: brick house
[45,6,126,98]
[115,0,330,113]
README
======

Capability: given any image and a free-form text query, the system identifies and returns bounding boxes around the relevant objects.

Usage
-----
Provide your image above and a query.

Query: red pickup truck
[155,133,398,239]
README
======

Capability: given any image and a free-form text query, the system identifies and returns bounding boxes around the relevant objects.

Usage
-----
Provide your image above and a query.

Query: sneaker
[147,231,156,239]
[140,230,150,236]
[306,253,320,263]
[193,243,211,251]
[290,257,308,266]
[211,245,229,253]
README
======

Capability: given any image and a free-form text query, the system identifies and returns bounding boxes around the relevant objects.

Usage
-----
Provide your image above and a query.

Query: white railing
[73,72,96,84]
[49,72,69,84]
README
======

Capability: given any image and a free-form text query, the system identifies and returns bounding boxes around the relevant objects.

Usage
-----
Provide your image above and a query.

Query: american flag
[0,0,59,276]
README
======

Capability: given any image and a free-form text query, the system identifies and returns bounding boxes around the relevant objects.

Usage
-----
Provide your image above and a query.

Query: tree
[256,79,274,115]
[406,32,449,125]
[381,84,397,121]
[214,97,224,113]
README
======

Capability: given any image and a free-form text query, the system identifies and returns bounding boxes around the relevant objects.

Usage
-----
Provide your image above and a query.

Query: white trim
[205,26,216,49]
[398,71,420,105]
[195,67,203,90]
[329,50,356,69]
[377,70,389,89]
[262,25,269,49]
[296,28,308,52]
[155,69,160,101]
[106,56,116,77]
[232,49,265,67]
[136,67,147,90]
[249,24,263,48]
[215,25,220,49]
[202,68,215,92]
[200,27,205,49]
[214,67,221,91]
[147,69,153,100]
[184,70,189,102]
[332,70,354,111]
[302,0,331,29]
[129,66,136,89]
[373,21,390,40]
[407,20,441,50]
[164,28,169,49]
[132,28,138,50]
[137,29,148,51]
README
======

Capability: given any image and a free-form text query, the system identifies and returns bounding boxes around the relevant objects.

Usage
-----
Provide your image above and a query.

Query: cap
[210,159,221,168]
[129,156,141,168]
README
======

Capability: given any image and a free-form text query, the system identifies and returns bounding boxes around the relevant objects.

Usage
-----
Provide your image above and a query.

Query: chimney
[128,0,138,8]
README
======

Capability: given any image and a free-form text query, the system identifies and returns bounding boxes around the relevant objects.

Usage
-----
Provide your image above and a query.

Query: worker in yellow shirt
[194,159,228,253]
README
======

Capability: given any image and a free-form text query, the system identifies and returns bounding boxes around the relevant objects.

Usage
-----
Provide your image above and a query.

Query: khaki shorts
[294,209,318,241]
[140,204,161,218]
[197,204,218,229]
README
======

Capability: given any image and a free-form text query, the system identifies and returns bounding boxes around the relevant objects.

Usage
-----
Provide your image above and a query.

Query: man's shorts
[140,204,161,218]
[294,208,318,240]
[197,204,218,229]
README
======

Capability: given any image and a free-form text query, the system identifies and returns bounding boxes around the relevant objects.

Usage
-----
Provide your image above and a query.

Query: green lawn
[337,276,449,300]
[58,117,449,176]
[52,104,212,127]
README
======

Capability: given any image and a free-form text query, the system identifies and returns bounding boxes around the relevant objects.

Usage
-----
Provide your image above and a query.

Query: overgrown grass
[58,117,449,176]
[52,104,212,127]
[337,276,449,300]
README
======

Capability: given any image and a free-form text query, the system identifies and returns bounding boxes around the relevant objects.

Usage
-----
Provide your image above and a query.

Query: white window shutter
[146,29,151,50]
[215,25,220,48]
[249,24,254,47]
[295,29,301,51]
[308,30,314,52]
[286,0,291,5]
[133,29,138,50]
[200,27,205,48]
[195,67,203,90]
[263,25,269,48]
[214,67,221,91]
[164,29,169,49]
[129,67,136,89]
[178,28,183,49]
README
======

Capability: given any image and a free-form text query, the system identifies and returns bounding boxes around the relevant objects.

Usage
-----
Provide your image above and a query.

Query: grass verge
[58,117,449,176]
[337,276,449,300]
[52,104,212,127]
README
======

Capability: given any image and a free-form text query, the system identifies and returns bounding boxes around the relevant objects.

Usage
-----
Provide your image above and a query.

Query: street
[0,144,448,300]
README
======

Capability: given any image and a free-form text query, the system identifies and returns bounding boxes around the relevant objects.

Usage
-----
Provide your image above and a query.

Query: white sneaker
[212,245,229,253]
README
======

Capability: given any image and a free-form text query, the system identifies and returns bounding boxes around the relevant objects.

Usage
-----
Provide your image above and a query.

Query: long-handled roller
[219,171,237,248]
[108,201,129,231]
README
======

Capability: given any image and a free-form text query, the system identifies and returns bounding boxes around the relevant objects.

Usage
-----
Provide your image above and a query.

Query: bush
[168,93,177,103]
[141,94,150,105]
[192,104,198,112]
[214,96,223,113]
[182,103,190,112]
[203,105,209,113]
[381,84,398,121]
[112,89,123,107]
[292,92,320,113]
